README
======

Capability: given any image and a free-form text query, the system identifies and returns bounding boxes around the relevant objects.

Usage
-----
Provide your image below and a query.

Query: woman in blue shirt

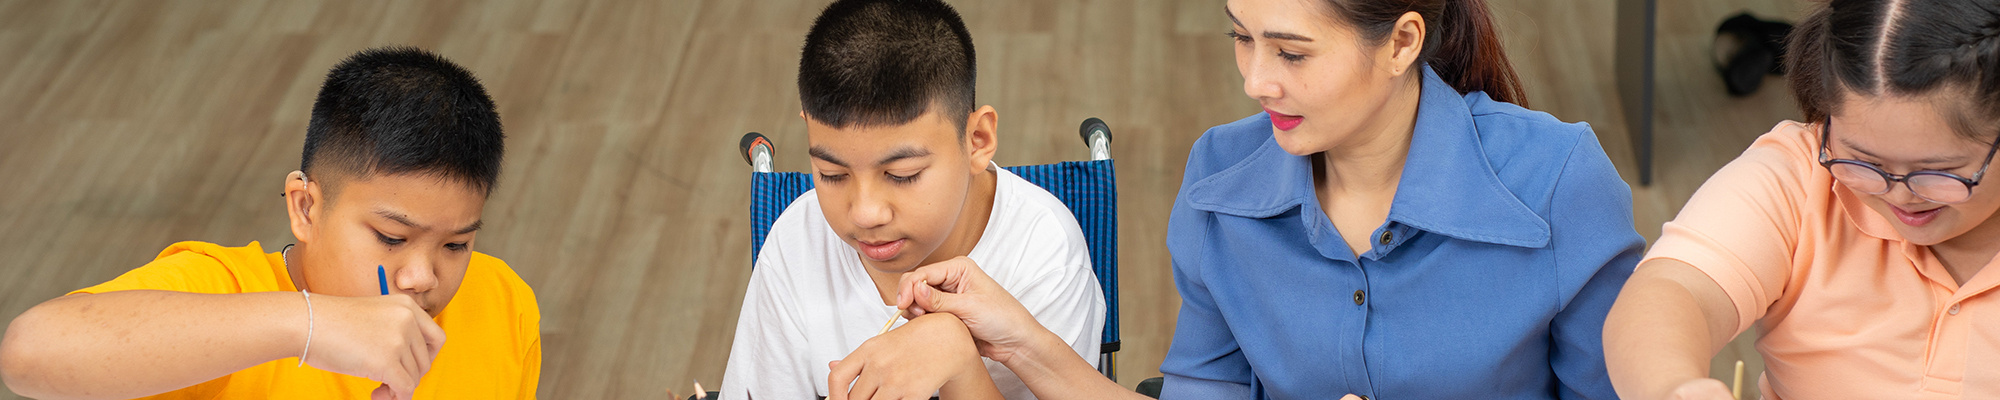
[827,0,1642,398]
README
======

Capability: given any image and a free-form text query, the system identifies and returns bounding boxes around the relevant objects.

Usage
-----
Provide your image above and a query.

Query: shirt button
[1378,231,1394,245]
[1354,290,1366,305]
[1949,303,1961,315]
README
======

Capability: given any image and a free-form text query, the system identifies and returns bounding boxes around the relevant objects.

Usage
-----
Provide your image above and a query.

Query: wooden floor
[0,0,1806,397]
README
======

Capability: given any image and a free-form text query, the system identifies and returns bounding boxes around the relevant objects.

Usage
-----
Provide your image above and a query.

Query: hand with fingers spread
[891,257,1044,364]
[307,294,448,400]
[826,313,1000,400]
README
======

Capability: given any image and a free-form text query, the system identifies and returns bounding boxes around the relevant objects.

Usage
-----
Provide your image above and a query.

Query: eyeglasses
[1819,120,2000,204]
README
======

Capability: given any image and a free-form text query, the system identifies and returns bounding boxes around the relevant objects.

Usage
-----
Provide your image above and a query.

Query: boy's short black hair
[302,46,504,197]
[799,0,976,132]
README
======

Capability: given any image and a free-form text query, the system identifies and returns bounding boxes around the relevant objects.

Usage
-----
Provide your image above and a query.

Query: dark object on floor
[1714,12,1794,96]
[1137,376,1164,398]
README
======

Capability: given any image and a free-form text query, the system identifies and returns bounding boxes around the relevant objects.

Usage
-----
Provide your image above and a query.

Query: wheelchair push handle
[1079,117,1113,161]
[740,132,775,173]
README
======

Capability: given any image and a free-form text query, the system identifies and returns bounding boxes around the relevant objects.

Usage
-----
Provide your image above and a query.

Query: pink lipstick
[1266,109,1303,131]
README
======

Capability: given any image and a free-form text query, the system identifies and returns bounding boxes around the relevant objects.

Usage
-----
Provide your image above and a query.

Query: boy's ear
[964,105,999,171]
[284,171,319,244]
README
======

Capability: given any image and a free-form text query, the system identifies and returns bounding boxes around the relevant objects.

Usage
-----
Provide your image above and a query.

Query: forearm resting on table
[937,363,1003,400]
[1604,259,1743,399]
[998,328,1144,400]
[1,290,306,400]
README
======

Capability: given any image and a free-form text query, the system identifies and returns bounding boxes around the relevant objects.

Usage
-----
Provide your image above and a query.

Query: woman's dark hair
[1787,0,2000,140]
[1321,0,1527,107]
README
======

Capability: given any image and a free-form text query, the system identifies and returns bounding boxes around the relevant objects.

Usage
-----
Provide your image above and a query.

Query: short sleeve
[717,238,816,400]
[70,250,246,295]
[517,330,542,400]
[1643,121,1818,334]
[509,260,543,400]
[986,211,1106,397]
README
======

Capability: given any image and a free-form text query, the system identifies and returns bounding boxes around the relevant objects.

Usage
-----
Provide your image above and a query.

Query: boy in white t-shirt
[717,0,1104,399]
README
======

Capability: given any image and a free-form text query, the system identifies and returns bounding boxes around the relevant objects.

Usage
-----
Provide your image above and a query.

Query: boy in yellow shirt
[0,47,538,400]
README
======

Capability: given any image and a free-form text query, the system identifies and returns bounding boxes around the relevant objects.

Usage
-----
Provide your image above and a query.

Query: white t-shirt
[719,166,1105,400]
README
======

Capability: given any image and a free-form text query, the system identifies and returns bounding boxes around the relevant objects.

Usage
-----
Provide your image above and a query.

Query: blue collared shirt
[1159,67,1642,399]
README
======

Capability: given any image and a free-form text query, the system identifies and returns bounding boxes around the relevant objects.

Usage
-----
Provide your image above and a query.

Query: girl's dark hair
[1322,0,1527,107]
[1787,0,2000,139]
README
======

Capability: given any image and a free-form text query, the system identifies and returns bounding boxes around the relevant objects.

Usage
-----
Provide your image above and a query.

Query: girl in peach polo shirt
[1602,1,2000,399]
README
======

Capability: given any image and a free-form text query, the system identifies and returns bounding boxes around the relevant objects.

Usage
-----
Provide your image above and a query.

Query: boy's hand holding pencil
[297,266,448,400]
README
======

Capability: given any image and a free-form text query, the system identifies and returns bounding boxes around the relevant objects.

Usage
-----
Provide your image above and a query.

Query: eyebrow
[809,145,933,168]
[1223,6,1314,42]
[375,210,430,231]
[375,209,483,235]
[877,147,932,166]
[1839,138,1965,165]
[809,146,848,168]
[1264,31,1314,42]
[453,220,484,235]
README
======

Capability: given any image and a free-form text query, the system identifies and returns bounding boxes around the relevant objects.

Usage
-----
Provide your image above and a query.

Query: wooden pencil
[877,311,900,335]
[1732,360,1745,400]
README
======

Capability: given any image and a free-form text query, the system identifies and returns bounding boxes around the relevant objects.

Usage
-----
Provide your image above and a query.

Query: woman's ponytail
[1324,0,1528,106]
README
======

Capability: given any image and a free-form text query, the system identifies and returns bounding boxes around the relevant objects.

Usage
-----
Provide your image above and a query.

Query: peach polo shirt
[1645,121,2000,399]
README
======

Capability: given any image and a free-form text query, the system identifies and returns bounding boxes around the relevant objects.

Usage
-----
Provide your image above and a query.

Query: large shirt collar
[1185,66,1550,248]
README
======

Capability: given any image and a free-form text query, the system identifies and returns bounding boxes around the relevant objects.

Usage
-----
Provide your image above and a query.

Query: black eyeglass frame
[1818,120,2000,204]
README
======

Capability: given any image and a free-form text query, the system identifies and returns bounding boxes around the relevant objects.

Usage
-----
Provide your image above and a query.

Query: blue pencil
[377,265,388,295]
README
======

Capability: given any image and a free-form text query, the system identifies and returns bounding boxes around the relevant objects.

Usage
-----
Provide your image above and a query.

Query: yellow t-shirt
[72,241,541,399]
